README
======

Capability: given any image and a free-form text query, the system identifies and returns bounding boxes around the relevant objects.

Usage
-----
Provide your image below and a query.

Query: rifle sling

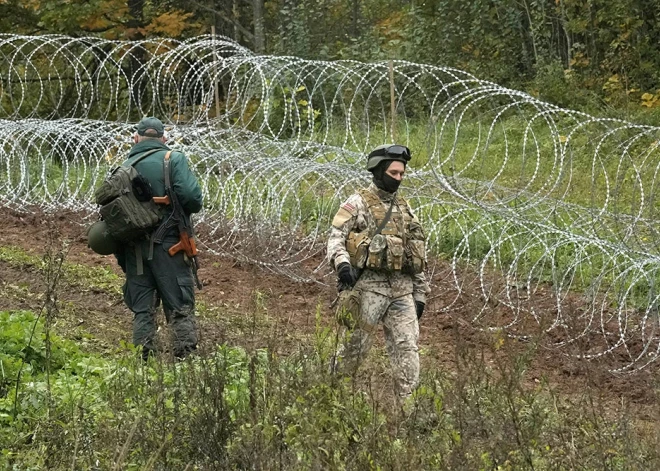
[162,150,186,231]
[162,151,189,234]
[373,196,396,238]
[163,150,173,204]
[151,151,176,246]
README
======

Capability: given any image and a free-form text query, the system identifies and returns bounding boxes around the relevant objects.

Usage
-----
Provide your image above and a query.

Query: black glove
[415,301,425,320]
[337,262,358,288]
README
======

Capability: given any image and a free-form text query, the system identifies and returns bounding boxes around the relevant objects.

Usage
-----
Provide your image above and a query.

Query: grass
[6,110,660,321]
[5,54,660,469]
[5,111,660,320]
[0,245,123,295]
[2,233,660,469]
[2,305,660,470]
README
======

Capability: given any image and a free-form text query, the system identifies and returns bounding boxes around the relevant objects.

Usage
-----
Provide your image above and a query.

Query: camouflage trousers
[337,290,419,397]
[122,235,198,359]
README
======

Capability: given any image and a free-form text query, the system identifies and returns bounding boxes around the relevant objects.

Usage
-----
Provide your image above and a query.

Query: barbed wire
[2,34,660,371]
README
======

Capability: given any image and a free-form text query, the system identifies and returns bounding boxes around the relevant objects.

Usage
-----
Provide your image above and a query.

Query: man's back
[124,139,203,215]
[115,117,202,360]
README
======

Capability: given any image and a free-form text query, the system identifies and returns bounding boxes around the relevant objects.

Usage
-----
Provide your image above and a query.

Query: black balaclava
[372,160,404,193]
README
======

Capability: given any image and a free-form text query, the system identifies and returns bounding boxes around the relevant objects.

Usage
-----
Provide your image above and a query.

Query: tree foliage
[2,0,203,39]
[2,0,660,110]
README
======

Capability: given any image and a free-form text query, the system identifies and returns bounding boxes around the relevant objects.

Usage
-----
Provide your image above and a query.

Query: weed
[0,244,122,295]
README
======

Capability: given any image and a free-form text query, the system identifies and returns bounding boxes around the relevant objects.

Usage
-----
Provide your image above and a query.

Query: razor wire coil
[2,33,660,371]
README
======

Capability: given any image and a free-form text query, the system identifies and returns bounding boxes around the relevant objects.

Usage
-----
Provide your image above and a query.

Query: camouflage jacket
[327,183,430,303]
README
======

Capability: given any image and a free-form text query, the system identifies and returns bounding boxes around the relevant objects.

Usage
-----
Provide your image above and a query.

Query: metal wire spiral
[2,33,660,371]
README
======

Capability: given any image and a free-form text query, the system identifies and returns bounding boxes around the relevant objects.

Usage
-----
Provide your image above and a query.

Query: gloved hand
[337,262,358,288]
[415,301,425,320]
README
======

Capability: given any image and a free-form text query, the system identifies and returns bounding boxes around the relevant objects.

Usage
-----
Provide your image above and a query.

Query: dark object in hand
[415,301,425,320]
[337,262,357,288]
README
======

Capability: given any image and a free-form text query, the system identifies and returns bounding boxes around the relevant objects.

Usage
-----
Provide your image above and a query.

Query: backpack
[94,149,163,242]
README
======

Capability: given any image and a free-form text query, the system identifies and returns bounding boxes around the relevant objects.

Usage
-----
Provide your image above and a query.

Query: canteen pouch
[366,234,387,270]
[385,235,404,271]
[408,240,426,275]
[131,174,154,202]
[336,288,361,329]
[347,230,370,269]
[403,239,426,274]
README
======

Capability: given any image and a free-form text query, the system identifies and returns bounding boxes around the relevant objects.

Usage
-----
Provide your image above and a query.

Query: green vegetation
[2,307,660,469]
[5,0,660,115]
[0,245,122,295]
[4,0,660,463]
[1,234,659,468]
[4,109,658,311]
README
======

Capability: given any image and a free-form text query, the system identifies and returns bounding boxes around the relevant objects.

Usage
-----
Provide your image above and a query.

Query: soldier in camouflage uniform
[116,117,203,360]
[327,144,430,399]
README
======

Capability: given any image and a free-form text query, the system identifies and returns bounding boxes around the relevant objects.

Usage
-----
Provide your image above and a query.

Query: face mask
[373,172,401,193]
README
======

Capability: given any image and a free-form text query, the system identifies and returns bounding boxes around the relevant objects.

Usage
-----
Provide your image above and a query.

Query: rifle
[154,151,203,290]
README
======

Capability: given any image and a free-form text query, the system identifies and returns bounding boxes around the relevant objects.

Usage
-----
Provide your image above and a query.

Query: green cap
[136,117,164,137]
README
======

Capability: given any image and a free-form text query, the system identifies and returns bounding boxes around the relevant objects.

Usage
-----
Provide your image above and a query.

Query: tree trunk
[210,0,220,35]
[126,0,148,117]
[351,0,359,38]
[253,0,265,53]
[127,0,145,39]
[233,0,240,41]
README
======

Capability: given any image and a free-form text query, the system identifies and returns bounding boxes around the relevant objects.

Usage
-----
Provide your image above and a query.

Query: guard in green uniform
[118,117,203,360]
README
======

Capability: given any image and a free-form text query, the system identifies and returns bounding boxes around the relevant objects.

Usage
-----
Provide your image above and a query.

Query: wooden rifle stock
[168,230,199,258]
[153,195,171,205]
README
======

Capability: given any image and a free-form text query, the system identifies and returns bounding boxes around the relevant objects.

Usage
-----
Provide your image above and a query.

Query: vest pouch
[94,167,124,206]
[347,230,370,269]
[385,235,404,271]
[335,288,361,329]
[99,196,161,242]
[403,239,426,274]
[366,234,386,269]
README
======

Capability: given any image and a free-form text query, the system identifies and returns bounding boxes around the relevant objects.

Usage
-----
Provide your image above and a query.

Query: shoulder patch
[332,207,354,228]
[341,202,356,213]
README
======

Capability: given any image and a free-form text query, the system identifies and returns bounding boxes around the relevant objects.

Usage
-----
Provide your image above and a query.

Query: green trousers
[122,235,198,359]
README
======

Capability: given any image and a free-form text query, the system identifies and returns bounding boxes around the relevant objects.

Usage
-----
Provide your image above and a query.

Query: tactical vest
[346,188,426,274]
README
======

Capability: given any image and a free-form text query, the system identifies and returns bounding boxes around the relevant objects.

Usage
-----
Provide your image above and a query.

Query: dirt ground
[1,206,658,421]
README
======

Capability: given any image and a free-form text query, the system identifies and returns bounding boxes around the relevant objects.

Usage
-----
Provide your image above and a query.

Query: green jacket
[123,140,203,215]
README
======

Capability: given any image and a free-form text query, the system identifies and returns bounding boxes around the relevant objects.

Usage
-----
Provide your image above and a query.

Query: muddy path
[1,206,657,419]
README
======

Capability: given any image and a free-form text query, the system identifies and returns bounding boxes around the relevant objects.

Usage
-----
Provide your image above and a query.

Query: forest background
[3,0,660,116]
[6,2,660,468]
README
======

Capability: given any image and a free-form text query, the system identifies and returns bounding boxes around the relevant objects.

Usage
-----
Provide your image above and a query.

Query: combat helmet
[366,144,411,171]
[87,220,119,255]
